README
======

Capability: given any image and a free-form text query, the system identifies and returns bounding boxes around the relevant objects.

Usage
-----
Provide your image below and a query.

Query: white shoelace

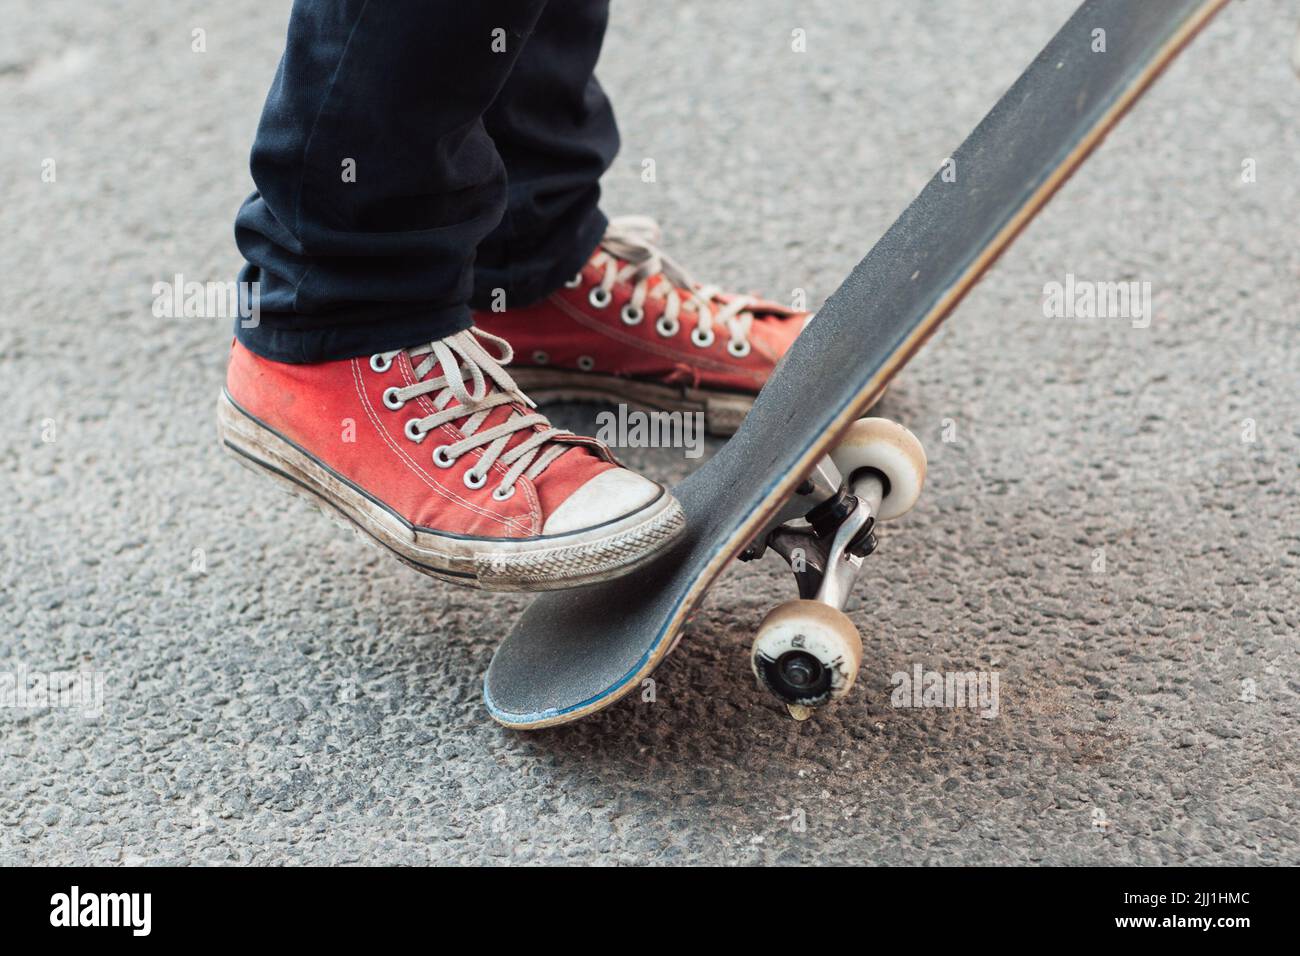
[592,215,759,354]
[373,329,573,499]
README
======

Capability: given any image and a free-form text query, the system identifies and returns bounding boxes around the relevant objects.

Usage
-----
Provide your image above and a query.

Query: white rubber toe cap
[542,468,663,535]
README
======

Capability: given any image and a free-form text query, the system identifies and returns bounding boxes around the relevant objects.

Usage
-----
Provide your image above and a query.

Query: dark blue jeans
[234,0,618,363]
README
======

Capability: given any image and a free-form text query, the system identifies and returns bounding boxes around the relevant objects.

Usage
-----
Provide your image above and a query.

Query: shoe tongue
[598,257,683,306]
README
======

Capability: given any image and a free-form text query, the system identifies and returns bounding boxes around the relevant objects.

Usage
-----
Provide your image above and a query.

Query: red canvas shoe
[473,216,812,435]
[217,329,684,591]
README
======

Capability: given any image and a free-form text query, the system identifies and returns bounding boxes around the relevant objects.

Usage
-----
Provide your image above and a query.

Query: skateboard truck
[768,471,881,603]
[744,419,927,721]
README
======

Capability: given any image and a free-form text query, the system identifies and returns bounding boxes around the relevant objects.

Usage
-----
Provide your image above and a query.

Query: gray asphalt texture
[2,0,1297,866]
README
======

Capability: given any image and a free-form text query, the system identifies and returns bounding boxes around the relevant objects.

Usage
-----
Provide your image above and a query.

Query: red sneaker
[473,216,811,435]
[218,329,684,591]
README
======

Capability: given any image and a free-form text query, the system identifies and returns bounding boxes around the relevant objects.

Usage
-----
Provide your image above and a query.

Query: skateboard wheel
[830,417,926,520]
[751,600,862,710]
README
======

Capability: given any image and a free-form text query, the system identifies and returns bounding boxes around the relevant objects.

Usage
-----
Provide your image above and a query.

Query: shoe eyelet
[620,304,644,326]
[463,469,487,490]
[532,350,549,365]
[588,287,612,309]
[369,353,393,373]
[492,484,516,501]
[727,339,752,358]
[382,386,406,410]
[577,355,595,371]
[690,326,715,348]
[405,419,426,442]
[656,315,680,338]
[432,445,456,467]
[564,273,583,289]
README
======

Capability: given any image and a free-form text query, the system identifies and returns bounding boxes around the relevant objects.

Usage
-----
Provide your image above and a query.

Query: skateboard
[484,0,1231,729]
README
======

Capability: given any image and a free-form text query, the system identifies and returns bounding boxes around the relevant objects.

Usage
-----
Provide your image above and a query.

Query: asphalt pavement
[1,0,1296,864]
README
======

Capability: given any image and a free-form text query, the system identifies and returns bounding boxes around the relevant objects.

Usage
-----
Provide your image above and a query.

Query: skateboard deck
[485,0,1230,729]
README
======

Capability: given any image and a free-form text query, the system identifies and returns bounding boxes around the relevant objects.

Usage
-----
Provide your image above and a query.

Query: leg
[471,0,620,309]
[222,0,684,590]
[468,6,814,437]
[235,0,552,363]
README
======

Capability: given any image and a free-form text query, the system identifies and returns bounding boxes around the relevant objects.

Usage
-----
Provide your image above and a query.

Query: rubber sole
[505,367,755,437]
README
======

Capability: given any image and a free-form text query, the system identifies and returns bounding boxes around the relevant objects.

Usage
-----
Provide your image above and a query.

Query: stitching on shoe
[394,353,543,535]
[349,358,531,535]
[548,292,766,386]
